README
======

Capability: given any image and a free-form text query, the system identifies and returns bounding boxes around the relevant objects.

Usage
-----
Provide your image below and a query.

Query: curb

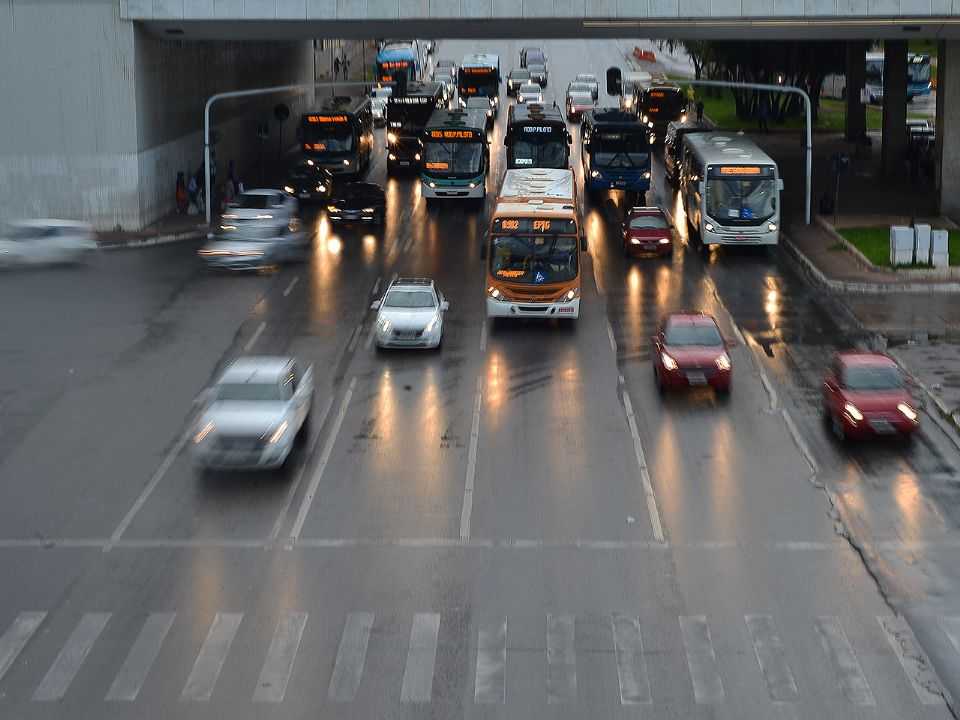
[97,230,204,251]
[888,349,960,450]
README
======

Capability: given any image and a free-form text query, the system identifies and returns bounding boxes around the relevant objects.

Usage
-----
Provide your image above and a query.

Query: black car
[326,182,386,225]
[466,97,495,133]
[506,68,531,97]
[283,160,334,203]
[663,120,709,186]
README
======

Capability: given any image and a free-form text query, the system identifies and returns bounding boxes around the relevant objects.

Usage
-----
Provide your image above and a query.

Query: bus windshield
[458,68,498,98]
[643,89,685,120]
[590,129,649,168]
[909,56,932,84]
[510,133,568,169]
[387,99,437,134]
[490,235,578,284]
[706,176,777,225]
[303,123,354,153]
[422,141,483,176]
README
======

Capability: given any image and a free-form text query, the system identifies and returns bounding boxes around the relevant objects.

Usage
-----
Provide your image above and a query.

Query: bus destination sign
[712,165,775,177]
[494,217,577,234]
[307,114,348,124]
[428,129,478,140]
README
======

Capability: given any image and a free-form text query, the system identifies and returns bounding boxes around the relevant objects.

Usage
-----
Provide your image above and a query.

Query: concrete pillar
[881,40,908,177]
[845,41,867,142]
[938,41,960,218]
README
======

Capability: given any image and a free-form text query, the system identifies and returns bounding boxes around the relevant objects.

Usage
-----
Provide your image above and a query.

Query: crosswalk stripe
[180,613,243,701]
[328,612,373,702]
[33,612,111,701]
[106,613,175,701]
[253,611,308,703]
[546,614,576,703]
[612,614,651,704]
[745,614,799,701]
[814,616,875,706]
[940,616,960,656]
[0,612,46,684]
[400,613,440,703]
[877,615,946,706]
[679,615,725,703]
[474,618,506,704]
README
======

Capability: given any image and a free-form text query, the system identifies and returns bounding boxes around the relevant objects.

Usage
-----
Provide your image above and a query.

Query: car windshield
[706,177,777,225]
[568,84,592,95]
[384,290,436,308]
[665,323,722,346]
[520,84,540,94]
[216,381,283,402]
[591,129,649,167]
[422,141,483,176]
[630,215,669,230]
[529,64,545,72]
[491,235,578,284]
[844,365,903,390]
[234,194,278,210]
[510,70,530,80]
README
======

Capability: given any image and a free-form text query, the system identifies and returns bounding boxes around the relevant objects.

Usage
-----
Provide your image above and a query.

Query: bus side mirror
[606,67,622,96]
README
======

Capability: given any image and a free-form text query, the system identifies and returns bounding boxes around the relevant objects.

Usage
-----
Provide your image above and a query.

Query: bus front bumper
[421,179,485,199]
[486,297,580,319]
[586,172,650,193]
[702,224,778,246]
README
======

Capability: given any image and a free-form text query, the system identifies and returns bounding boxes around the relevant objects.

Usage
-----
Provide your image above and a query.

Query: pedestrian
[175,172,188,214]
[187,172,199,214]
[334,56,341,79]
[757,94,770,133]
[695,99,704,124]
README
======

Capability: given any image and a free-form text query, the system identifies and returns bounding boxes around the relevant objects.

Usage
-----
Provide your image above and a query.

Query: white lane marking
[243,321,267,353]
[370,276,381,297]
[479,320,488,353]
[0,612,46,684]
[459,377,483,541]
[679,615,725,704]
[941,616,960,656]
[254,612,308,703]
[400,613,441,703]
[474,618,507,704]
[107,429,191,549]
[289,377,356,541]
[782,408,819,475]
[611,614,651,704]
[328,612,374,702]
[546,614,576,704]
[106,613,175,701]
[877,615,947,705]
[181,613,243,701]
[814,616,875,706]
[621,389,665,544]
[607,320,617,353]
[34,613,111,701]
[745,614,799,701]
[346,325,362,354]
[282,276,300,297]
[758,366,779,411]
[269,395,334,541]
[364,323,377,351]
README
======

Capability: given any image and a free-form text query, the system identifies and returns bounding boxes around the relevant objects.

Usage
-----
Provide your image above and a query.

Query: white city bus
[680,132,783,247]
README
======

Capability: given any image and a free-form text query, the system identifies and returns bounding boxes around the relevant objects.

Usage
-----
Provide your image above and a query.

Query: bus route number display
[379,61,410,70]
[494,218,576,234]
[522,126,554,134]
[307,115,348,124]
[718,166,765,176]
[424,161,449,170]
[649,91,666,98]
[304,142,327,151]
[463,67,495,75]
[429,129,475,139]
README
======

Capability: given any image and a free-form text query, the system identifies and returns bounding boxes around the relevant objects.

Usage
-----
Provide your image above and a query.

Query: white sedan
[0,220,96,267]
[192,356,313,471]
[517,83,543,105]
[371,277,449,350]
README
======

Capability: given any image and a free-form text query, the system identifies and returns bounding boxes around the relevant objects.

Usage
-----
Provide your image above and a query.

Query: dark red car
[822,352,920,441]
[652,313,732,394]
[623,206,673,257]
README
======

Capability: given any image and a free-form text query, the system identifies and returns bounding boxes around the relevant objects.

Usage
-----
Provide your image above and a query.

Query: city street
[0,37,959,720]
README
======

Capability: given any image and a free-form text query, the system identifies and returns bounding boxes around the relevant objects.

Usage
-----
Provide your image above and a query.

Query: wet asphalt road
[0,38,959,720]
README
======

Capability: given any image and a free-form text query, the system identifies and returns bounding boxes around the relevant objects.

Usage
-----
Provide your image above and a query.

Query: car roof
[664,312,717,326]
[219,356,292,384]
[389,277,435,290]
[836,351,897,367]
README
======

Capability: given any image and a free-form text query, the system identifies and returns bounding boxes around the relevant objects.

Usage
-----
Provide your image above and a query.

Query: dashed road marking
[0,612,46,684]
[243,321,267,352]
[622,388,665,543]
[459,378,483,541]
[282,276,299,297]
[107,613,175,701]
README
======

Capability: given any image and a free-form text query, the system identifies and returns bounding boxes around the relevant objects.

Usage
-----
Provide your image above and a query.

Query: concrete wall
[0,0,316,230]
[938,40,960,219]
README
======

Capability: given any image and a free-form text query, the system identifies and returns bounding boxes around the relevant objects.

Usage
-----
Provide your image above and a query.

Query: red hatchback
[652,313,732,394]
[822,352,920,441]
[623,206,673,257]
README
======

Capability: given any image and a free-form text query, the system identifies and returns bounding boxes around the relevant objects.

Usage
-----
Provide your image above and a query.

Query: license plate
[615,180,627,187]
[870,420,895,434]
[299,192,310,199]
[686,372,707,385]
[558,307,575,314]
[399,161,410,166]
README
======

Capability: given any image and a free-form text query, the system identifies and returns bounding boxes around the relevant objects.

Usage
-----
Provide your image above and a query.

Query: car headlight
[641,114,648,123]
[630,237,641,245]
[844,403,863,422]
[388,153,397,160]
[898,403,919,422]
[658,237,670,244]
[590,170,600,178]
[429,182,437,188]
[649,134,655,144]
[327,205,340,213]
[377,317,392,333]
[624,98,633,108]
[425,315,439,334]
[661,353,678,371]
[768,223,778,232]
[362,207,375,213]
[715,353,731,371]
[414,153,421,161]
[193,421,215,445]
[387,132,398,144]
[283,185,294,194]
[705,222,714,232]
[487,286,501,300]
[342,159,351,166]
[681,113,688,123]
[317,184,326,192]
[267,420,289,444]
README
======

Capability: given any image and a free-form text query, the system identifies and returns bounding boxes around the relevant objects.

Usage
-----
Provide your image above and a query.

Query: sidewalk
[889,343,960,437]
[96,212,206,250]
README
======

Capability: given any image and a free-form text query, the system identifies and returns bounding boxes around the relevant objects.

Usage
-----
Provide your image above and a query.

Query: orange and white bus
[485,168,585,321]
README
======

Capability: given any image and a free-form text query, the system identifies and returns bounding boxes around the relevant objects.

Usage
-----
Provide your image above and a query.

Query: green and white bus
[420,109,490,202]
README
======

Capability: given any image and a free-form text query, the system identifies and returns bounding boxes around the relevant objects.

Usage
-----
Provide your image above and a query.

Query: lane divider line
[370,276,381,298]
[268,394,335,542]
[289,377,356,542]
[622,388,665,544]
[607,320,618,354]
[479,321,488,353]
[243,321,267,353]
[282,276,300,297]
[459,378,483,541]
[364,324,376,351]
[346,325,362,354]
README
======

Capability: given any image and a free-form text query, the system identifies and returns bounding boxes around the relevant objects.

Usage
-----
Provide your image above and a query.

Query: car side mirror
[440,300,450,311]
[370,300,381,310]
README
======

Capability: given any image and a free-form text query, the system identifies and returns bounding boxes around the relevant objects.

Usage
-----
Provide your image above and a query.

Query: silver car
[220,189,299,227]
[575,73,600,100]
[517,83,543,105]
[528,63,548,88]
[370,86,393,126]
[198,220,308,270]
[371,277,449,350]
[192,356,313,471]
[0,219,96,267]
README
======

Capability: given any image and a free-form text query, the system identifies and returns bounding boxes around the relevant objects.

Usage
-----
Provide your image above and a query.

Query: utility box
[931,229,950,268]
[890,225,914,265]
[914,224,931,264]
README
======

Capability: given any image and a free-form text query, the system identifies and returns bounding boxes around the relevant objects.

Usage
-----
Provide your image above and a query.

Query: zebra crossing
[0,608,955,707]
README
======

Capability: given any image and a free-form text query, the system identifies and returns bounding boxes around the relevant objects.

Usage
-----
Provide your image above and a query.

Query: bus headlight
[590,170,600,178]
[705,222,714,232]
[768,223,778,232]
[643,171,651,179]
[317,184,326,192]
[468,182,477,189]
[387,132,398,144]
[388,153,397,160]
[414,153,421,161]
[428,182,437,188]
[487,286,502,300]
[342,159,351,166]
[283,185,294,194]
[563,288,580,302]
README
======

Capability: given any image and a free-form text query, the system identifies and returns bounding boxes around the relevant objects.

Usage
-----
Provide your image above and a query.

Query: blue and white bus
[580,108,653,203]
[864,52,933,103]
[375,40,424,85]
